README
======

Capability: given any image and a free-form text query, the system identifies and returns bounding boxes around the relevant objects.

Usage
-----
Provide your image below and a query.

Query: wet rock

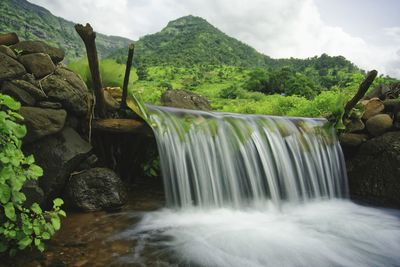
[0,45,17,59]
[1,83,36,106]
[23,127,92,202]
[20,107,67,143]
[21,180,45,207]
[18,53,55,79]
[0,52,26,80]
[366,114,393,137]
[77,154,98,171]
[339,133,369,147]
[37,101,62,109]
[345,118,365,133]
[347,131,400,207]
[41,67,91,116]
[66,168,127,211]
[11,40,65,63]
[161,89,211,111]
[2,79,46,100]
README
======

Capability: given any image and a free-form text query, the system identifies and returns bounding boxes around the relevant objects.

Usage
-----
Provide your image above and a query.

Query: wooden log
[0,33,19,46]
[121,43,135,111]
[343,70,378,120]
[75,23,106,118]
[91,118,153,135]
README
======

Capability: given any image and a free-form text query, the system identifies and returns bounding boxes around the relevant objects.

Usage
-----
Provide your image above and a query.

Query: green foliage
[0,0,132,62]
[219,85,244,99]
[0,94,66,256]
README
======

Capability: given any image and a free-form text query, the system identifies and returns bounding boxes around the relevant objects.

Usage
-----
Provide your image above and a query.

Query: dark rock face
[347,131,400,207]
[20,107,67,143]
[65,168,127,211]
[0,45,17,59]
[2,79,47,100]
[23,127,92,201]
[1,83,36,106]
[11,40,65,63]
[21,180,45,207]
[18,53,56,79]
[37,101,62,109]
[0,52,26,80]
[41,67,91,116]
[161,89,211,111]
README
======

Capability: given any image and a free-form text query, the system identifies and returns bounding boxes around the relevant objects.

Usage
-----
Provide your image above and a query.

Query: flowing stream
[114,106,400,267]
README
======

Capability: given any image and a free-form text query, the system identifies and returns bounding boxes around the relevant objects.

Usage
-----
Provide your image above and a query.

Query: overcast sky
[29,0,400,78]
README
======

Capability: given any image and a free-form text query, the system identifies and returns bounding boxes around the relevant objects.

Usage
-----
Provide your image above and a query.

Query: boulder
[65,168,127,211]
[37,101,62,109]
[23,127,92,202]
[0,33,19,46]
[11,40,65,63]
[2,79,46,100]
[21,180,45,207]
[161,89,211,111]
[347,131,400,207]
[18,53,55,79]
[0,45,17,59]
[345,118,365,133]
[366,114,393,136]
[41,67,91,116]
[339,133,369,147]
[361,98,384,120]
[20,107,67,143]
[1,84,36,106]
[0,52,26,80]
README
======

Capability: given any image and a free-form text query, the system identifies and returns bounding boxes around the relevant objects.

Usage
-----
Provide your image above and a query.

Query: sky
[29,0,400,78]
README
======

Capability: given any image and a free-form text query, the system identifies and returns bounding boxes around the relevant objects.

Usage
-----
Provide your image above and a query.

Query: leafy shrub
[0,94,66,256]
[219,85,244,99]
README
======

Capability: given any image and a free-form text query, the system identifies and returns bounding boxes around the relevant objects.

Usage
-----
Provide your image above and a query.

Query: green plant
[0,94,66,256]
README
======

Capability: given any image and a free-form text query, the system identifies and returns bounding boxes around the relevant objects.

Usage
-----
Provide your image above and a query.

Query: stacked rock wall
[0,34,126,211]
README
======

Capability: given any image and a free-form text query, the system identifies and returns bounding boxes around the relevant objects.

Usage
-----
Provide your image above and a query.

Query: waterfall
[114,105,400,267]
[148,105,348,208]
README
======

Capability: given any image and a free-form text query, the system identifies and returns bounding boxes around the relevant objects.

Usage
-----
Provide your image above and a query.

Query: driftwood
[75,23,106,118]
[343,70,378,120]
[0,33,19,46]
[91,118,152,135]
[121,43,135,110]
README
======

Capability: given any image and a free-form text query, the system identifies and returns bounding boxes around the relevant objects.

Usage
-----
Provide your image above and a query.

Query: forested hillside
[0,0,132,62]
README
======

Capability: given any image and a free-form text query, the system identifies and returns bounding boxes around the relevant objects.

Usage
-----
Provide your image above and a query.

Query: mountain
[109,15,273,67]
[0,0,132,62]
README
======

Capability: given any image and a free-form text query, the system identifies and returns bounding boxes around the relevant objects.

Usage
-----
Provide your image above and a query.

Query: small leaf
[18,236,32,249]
[4,202,16,221]
[30,203,42,214]
[51,217,61,231]
[0,184,11,204]
[53,198,64,207]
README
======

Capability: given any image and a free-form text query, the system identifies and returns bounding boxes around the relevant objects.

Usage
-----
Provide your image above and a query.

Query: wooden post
[75,23,106,118]
[343,70,378,120]
[121,43,135,111]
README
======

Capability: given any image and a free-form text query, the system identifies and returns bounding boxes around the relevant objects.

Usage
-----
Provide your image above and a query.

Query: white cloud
[29,0,400,78]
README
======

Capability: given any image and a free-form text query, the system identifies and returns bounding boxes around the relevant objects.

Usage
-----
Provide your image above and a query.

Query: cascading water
[149,105,348,208]
[114,106,400,267]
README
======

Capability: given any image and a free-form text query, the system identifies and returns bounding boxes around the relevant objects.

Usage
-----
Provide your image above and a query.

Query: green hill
[0,0,132,62]
[109,15,272,67]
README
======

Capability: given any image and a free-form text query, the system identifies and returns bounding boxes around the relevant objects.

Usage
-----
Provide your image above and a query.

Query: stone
[339,133,369,147]
[0,45,16,59]
[37,101,62,109]
[361,98,384,120]
[345,118,365,133]
[23,127,92,202]
[18,53,55,79]
[347,131,400,207]
[2,79,46,100]
[104,90,120,111]
[1,84,36,106]
[161,89,211,111]
[21,180,45,207]
[20,107,67,143]
[365,114,393,136]
[11,40,65,63]
[0,52,26,80]
[65,168,127,211]
[41,67,91,116]
[0,33,19,46]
